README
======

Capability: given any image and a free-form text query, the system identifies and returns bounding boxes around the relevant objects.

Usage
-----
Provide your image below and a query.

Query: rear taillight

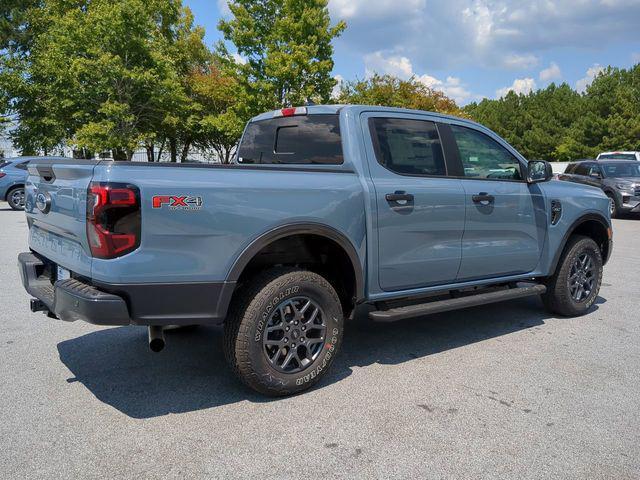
[0,172,6,179]
[86,182,141,259]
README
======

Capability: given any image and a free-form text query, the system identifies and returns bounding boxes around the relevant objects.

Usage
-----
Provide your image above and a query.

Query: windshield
[600,153,636,160]
[601,162,640,178]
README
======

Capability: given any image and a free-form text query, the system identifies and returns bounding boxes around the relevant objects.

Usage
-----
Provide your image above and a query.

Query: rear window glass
[0,160,11,169]
[238,115,343,165]
[368,118,446,176]
[14,161,29,170]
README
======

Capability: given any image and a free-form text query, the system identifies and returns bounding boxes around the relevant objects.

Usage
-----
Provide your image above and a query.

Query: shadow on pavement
[57,295,604,418]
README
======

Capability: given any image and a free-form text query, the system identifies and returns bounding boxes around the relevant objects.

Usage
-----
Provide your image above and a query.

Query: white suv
[597,151,640,161]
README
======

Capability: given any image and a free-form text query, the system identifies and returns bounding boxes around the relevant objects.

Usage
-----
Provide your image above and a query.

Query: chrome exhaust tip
[148,326,165,353]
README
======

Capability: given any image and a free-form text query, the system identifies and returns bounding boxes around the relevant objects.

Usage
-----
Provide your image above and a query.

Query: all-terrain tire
[223,267,344,396]
[542,235,603,317]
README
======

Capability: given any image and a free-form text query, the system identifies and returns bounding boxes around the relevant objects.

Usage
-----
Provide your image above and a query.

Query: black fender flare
[549,213,612,273]
[226,222,365,302]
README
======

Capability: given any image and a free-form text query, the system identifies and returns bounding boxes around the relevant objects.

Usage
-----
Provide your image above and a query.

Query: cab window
[368,118,446,176]
[450,125,522,181]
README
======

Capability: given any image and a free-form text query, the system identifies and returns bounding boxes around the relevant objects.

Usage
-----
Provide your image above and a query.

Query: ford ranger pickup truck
[18,105,613,396]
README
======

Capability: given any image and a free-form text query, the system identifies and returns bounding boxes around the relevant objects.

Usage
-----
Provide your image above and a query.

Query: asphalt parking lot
[0,203,639,479]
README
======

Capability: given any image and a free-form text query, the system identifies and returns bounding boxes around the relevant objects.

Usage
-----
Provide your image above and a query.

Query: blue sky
[185,0,640,105]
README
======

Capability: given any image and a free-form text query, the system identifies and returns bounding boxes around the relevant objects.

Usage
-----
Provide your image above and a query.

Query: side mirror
[527,160,553,183]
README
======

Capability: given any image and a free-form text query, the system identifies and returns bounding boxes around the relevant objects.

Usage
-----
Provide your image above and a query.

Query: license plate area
[56,265,71,281]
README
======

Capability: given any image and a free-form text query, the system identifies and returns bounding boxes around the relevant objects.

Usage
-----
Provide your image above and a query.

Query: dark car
[559,160,640,217]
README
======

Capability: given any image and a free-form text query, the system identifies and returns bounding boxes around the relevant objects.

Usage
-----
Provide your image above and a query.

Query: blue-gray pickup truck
[18,105,613,395]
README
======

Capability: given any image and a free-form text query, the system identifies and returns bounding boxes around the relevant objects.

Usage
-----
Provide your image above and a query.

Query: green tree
[188,61,247,163]
[218,0,345,113]
[1,0,211,159]
[335,73,464,117]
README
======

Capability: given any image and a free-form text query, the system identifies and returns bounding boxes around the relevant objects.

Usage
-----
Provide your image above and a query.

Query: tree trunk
[169,138,177,163]
[180,141,190,163]
[157,139,166,162]
[145,143,155,162]
[112,148,127,161]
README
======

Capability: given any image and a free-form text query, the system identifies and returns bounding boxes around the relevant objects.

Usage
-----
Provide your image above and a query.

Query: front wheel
[7,186,25,211]
[606,193,619,218]
[542,235,603,317]
[224,268,344,396]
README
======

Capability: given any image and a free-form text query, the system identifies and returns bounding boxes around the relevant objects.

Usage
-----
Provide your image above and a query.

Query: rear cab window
[238,115,343,165]
[368,118,446,176]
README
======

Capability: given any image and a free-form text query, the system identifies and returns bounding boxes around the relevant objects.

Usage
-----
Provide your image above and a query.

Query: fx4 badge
[152,195,204,211]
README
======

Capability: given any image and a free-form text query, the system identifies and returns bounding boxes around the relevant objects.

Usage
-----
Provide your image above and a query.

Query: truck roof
[250,104,481,128]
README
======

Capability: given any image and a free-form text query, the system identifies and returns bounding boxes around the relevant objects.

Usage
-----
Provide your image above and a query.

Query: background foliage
[0,0,638,161]
[464,65,640,161]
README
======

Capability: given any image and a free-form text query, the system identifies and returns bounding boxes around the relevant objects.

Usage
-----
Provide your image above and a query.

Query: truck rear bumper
[18,252,234,326]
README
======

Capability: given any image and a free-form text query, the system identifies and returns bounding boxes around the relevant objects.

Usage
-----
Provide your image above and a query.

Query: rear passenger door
[364,114,466,291]
[445,124,545,280]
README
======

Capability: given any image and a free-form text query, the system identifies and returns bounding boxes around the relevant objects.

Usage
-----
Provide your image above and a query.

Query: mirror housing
[527,160,553,183]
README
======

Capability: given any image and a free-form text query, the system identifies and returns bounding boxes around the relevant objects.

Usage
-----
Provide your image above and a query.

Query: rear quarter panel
[90,163,366,284]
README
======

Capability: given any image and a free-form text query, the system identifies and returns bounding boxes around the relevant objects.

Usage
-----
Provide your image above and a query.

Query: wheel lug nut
[284,338,288,343]
[302,326,306,331]
[285,327,290,331]
[292,343,296,347]
[294,321,299,325]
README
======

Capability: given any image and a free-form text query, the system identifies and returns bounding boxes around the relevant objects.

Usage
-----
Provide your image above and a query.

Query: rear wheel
[7,186,25,211]
[224,267,343,396]
[542,235,603,316]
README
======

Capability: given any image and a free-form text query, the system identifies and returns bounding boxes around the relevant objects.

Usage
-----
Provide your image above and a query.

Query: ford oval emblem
[35,191,52,214]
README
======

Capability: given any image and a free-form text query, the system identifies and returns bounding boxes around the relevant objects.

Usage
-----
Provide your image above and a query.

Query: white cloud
[329,0,640,73]
[231,52,247,65]
[330,0,425,20]
[576,64,605,93]
[503,54,539,70]
[332,75,344,99]
[363,52,413,78]
[363,52,476,104]
[632,52,640,63]
[539,62,562,82]
[496,77,536,98]
[217,0,231,18]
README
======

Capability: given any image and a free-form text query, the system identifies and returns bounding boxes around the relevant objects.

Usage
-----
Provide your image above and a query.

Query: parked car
[0,156,69,210]
[559,160,640,217]
[597,151,640,161]
[18,105,612,396]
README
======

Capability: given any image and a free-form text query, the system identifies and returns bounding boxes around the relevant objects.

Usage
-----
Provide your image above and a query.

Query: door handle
[385,192,414,203]
[472,193,495,204]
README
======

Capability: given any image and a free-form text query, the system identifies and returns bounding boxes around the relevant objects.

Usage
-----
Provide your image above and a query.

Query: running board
[369,284,547,322]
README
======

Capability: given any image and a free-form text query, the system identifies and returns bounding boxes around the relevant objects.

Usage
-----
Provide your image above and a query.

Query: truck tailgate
[24,160,99,278]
